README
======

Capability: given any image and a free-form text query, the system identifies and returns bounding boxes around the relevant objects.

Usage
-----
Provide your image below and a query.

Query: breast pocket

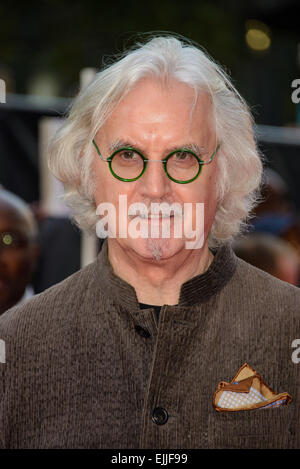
[208,405,296,449]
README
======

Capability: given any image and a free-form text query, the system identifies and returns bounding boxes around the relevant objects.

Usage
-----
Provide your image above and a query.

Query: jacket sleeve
[0,316,11,450]
[0,338,6,449]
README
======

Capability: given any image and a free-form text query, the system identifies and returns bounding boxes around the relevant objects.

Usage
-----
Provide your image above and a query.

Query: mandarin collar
[96,240,238,310]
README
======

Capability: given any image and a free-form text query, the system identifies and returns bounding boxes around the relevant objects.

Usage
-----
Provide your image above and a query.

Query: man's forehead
[98,79,214,154]
[106,78,212,123]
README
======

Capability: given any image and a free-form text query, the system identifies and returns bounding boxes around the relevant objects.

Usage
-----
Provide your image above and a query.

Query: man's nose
[138,160,172,199]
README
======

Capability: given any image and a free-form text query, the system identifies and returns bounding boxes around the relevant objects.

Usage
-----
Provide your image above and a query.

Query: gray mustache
[127,202,183,218]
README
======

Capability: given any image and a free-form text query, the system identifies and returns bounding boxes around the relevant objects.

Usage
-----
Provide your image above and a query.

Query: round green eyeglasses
[92,139,220,184]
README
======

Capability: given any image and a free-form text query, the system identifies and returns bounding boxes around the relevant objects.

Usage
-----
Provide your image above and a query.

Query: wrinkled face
[92,77,219,261]
[0,203,38,314]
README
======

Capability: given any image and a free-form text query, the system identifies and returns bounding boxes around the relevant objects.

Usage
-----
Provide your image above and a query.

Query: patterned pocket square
[213,363,292,412]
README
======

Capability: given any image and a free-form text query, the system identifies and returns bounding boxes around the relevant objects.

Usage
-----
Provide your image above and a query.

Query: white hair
[48,35,263,248]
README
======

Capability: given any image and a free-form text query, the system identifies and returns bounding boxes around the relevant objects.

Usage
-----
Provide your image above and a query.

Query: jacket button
[152,407,168,425]
[135,325,151,338]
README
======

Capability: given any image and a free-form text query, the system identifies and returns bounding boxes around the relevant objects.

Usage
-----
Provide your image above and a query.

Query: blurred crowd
[1,166,300,316]
[233,168,300,285]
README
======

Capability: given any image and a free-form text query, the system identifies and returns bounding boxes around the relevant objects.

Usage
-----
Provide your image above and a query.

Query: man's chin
[125,237,186,262]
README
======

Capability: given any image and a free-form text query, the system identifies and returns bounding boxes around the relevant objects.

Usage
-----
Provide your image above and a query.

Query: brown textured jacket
[0,242,299,448]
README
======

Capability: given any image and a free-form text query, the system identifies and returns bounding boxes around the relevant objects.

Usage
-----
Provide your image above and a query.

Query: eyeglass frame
[92,139,220,184]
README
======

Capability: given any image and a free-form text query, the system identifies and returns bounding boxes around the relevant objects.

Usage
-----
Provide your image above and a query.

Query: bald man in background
[0,187,39,315]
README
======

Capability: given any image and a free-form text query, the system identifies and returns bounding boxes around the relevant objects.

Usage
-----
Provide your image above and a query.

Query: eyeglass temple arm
[201,143,221,165]
[92,139,105,160]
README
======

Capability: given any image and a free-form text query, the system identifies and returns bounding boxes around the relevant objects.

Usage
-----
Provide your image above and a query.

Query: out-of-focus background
[1,0,300,311]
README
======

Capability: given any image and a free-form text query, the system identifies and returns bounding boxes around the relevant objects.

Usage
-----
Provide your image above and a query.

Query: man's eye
[120,151,137,160]
[174,151,191,161]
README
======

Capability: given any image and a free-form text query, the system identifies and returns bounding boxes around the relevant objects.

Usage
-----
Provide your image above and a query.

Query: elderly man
[0,36,299,449]
[0,188,39,315]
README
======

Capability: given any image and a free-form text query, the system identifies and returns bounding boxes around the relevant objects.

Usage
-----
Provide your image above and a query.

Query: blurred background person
[233,233,300,286]
[0,187,39,315]
[251,167,300,262]
[31,213,82,294]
